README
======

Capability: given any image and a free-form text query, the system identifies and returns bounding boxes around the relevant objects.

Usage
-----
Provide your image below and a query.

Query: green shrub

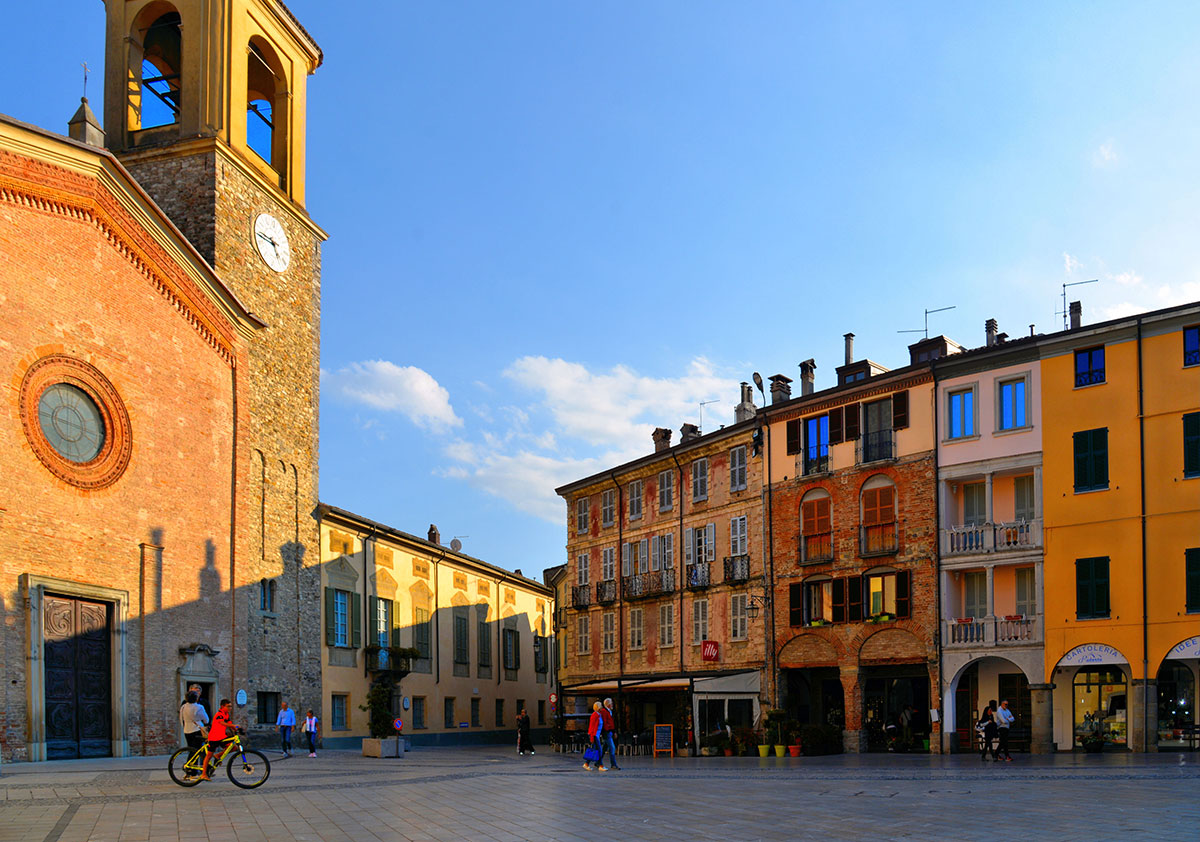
[800,723,844,756]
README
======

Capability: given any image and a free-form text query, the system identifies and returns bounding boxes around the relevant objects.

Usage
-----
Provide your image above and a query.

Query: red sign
[701,640,720,662]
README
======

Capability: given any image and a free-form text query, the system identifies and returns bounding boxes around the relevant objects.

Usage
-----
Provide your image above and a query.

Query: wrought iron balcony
[622,568,677,601]
[685,561,712,590]
[570,584,592,608]
[595,579,618,605]
[723,555,751,583]
[855,429,896,465]
[365,647,415,677]
[800,533,833,564]
[801,450,831,477]
[859,523,898,557]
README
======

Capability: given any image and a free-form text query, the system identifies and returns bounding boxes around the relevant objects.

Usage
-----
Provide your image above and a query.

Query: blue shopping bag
[583,744,600,763]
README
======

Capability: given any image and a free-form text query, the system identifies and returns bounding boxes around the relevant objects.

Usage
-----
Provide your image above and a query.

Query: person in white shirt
[995,699,1015,761]
[276,701,297,757]
[179,691,210,753]
[303,709,320,757]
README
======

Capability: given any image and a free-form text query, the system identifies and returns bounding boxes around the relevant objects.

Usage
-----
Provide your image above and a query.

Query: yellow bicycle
[168,729,271,789]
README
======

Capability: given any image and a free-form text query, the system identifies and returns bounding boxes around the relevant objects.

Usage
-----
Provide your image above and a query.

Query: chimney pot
[799,359,817,396]
[427,524,441,545]
[680,423,700,443]
[985,319,998,347]
[1069,301,1082,330]
[768,374,792,405]
[652,427,673,452]
[734,382,756,424]
[844,333,855,365]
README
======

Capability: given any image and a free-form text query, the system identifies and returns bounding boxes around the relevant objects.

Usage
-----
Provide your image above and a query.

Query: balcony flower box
[868,613,894,624]
[1004,615,1024,622]
[955,618,974,624]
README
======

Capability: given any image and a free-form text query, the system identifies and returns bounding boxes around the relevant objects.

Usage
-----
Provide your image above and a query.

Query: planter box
[362,737,401,758]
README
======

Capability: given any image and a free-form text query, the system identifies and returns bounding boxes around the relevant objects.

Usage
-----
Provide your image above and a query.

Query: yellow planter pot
[774,745,786,757]
[757,744,770,757]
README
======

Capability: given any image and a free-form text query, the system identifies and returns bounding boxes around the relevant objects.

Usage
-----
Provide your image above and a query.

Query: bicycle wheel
[168,747,203,787]
[226,748,271,789]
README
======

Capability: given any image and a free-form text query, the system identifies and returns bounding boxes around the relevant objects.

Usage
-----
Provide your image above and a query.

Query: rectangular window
[692,458,709,502]
[865,570,910,618]
[730,445,747,491]
[948,388,975,439]
[998,377,1028,430]
[1015,567,1036,616]
[534,634,548,673]
[692,599,709,643]
[1076,556,1110,619]
[444,697,455,729]
[1075,346,1106,387]
[964,571,986,618]
[414,606,431,659]
[575,497,589,533]
[651,533,675,571]
[1073,428,1109,492]
[503,628,520,670]
[628,479,644,520]
[471,698,481,727]
[333,589,349,647]
[331,694,348,730]
[659,603,675,646]
[374,597,392,649]
[630,608,644,649]
[621,542,632,577]
[478,611,492,667]
[537,700,546,725]
[453,608,469,666]
[1186,548,1200,613]
[256,691,280,725]
[412,696,426,729]
[801,496,832,562]
[495,699,504,727]
[804,415,830,475]
[577,615,591,654]
[601,489,616,527]
[1014,475,1035,523]
[576,552,590,586]
[729,515,748,556]
[602,547,615,581]
[602,611,616,652]
[1185,326,1200,367]
[659,470,674,511]
[730,594,748,640]
[963,482,986,527]
[1185,413,1200,478]
[803,579,832,624]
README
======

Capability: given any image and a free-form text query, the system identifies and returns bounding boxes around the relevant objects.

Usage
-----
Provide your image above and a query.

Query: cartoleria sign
[1058,643,1128,667]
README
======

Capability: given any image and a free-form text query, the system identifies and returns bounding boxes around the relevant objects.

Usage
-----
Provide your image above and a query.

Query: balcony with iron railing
[859,523,898,557]
[800,532,833,565]
[800,450,831,477]
[686,561,712,590]
[364,646,417,677]
[943,614,1042,649]
[595,579,618,605]
[940,519,1043,557]
[570,584,592,608]
[856,429,896,465]
[723,555,750,583]
[622,568,677,601]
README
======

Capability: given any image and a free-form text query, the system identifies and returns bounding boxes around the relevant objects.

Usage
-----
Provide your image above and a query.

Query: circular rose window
[20,356,132,489]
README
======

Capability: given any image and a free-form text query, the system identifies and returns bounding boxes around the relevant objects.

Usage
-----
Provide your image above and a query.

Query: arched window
[247,38,287,172]
[259,577,276,612]
[860,475,898,556]
[137,10,182,129]
[800,489,832,563]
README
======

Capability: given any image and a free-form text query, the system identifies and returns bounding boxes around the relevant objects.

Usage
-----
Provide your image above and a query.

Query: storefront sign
[653,723,674,757]
[1165,636,1200,661]
[1058,643,1128,667]
[701,640,720,662]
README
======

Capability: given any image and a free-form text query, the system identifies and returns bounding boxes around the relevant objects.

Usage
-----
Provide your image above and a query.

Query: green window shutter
[351,592,362,648]
[324,588,336,646]
[1184,413,1200,476]
[1094,428,1108,488]
[1094,557,1110,616]
[1073,431,1090,490]
[368,595,378,643]
[391,613,401,648]
[1076,558,1090,618]
[1186,548,1200,612]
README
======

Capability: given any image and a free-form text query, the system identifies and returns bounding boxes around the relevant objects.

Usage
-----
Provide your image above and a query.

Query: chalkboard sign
[653,723,673,757]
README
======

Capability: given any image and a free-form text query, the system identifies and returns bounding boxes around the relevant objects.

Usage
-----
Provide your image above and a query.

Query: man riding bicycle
[200,698,236,781]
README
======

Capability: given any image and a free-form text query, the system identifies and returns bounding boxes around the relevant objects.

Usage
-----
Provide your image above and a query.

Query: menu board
[653,723,673,757]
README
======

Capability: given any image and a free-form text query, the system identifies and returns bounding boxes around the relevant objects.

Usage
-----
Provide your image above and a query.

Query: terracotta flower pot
[788,745,802,757]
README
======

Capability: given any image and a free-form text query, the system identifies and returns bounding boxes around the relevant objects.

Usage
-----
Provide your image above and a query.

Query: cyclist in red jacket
[200,698,234,781]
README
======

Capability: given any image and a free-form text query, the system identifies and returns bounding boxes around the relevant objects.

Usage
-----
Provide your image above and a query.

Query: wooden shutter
[639,539,649,573]
[895,570,911,618]
[368,595,379,642]
[789,583,804,626]
[324,588,336,646]
[863,486,895,526]
[828,407,844,444]
[831,578,846,623]
[664,533,674,568]
[892,390,909,429]
[622,543,632,577]
[705,523,716,561]
[802,497,831,534]
[847,575,863,622]
[350,592,362,648]
[684,528,694,566]
[801,500,817,536]
[786,419,801,455]
[844,403,860,442]
[651,536,660,571]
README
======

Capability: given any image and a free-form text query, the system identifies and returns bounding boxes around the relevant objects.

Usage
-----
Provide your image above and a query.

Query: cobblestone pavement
[2,747,1198,842]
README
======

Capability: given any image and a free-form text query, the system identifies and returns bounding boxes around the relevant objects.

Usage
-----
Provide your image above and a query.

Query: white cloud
[1092,140,1118,168]
[1091,271,1200,322]
[1063,252,1081,275]
[324,360,462,432]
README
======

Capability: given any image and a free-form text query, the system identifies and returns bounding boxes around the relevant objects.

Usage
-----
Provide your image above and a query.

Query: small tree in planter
[360,646,419,757]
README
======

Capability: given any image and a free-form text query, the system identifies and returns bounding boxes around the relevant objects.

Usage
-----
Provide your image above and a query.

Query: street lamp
[746,593,768,621]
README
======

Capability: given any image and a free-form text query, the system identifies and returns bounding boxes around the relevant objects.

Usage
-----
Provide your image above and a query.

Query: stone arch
[129,3,184,132]
[857,627,926,665]
[246,35,289,173]
[778,633,842,668]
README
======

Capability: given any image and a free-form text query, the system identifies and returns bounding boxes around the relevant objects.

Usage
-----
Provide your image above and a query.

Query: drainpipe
[228,364,239,703]
[762,413,776,709]
[671,451,685,677]
[495,568,507,687]
[609,471,624,717]
[931,360,945,751]
[1137,317,1149,753]
[434,548,447,686]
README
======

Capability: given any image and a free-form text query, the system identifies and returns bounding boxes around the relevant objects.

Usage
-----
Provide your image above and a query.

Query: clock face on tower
[253,212,291,272]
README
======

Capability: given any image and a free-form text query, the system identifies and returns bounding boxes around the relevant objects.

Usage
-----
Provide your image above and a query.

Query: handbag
[583,744,600,763]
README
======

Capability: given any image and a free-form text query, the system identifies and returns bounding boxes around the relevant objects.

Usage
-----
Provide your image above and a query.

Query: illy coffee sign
[701,640,720,662]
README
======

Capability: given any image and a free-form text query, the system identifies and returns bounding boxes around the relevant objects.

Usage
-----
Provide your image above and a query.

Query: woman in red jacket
[584,701,605,771]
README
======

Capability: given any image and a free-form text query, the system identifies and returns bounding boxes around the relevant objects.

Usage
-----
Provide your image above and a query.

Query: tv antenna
[450,536,468,552]
[1058,279,1099,330]
[897,305,956,339]
[698,399,719,433]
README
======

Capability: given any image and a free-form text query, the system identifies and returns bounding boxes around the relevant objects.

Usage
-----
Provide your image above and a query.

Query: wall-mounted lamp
[746,593,769,621]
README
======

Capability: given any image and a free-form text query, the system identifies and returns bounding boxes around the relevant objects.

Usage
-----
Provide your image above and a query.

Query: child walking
[303,709,320,757]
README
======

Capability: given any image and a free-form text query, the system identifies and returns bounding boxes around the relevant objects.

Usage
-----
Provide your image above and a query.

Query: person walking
[600,698,620,771]
[303,708,320,757]
[516,708,534,755]
[179,690,209,763]
[977,702,999,761]
[995,699,1015,761]
[276,701,296,757]
[583,701,605,771]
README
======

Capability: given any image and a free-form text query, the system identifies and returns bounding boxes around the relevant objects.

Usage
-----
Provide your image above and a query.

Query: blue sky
[6,2,1200,577]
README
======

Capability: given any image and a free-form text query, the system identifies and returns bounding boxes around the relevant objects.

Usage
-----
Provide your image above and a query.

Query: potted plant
[757,728,770,757]
[734,726,758,757]
[360,674,400,758]
[809,618,828,627]
[765,709,788,757]
[1080,731,1108,753]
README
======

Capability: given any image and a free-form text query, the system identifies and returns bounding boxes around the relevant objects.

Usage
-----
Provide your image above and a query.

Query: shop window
[1185,326,1200,367]
[1156,662,1194,746]
[1186,548,1200,613]
[1073,428,1109,492]
[1075,556,1110,619]
[1184,413,1200,478]
[256,692,279,725]
[1072,668,1126,747]
[1075,346,1106,387]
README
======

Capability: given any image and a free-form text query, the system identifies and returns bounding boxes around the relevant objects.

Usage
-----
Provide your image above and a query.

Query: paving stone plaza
[2,746,1198,842]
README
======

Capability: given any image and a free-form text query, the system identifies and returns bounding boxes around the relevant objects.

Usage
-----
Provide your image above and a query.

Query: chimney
[427,524,441,545]
[844,333,855,365]
[680,423,700,443]
[652,427,673,452]
[769,374,792,405]
[734,382,756,424]
[1069,301,1082,330]
[985,319,998,347]
[68,97,104,147]
[799,359,816,396]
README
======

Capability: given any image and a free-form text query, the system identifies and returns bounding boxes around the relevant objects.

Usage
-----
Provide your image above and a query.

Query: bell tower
[101,0,326,717]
